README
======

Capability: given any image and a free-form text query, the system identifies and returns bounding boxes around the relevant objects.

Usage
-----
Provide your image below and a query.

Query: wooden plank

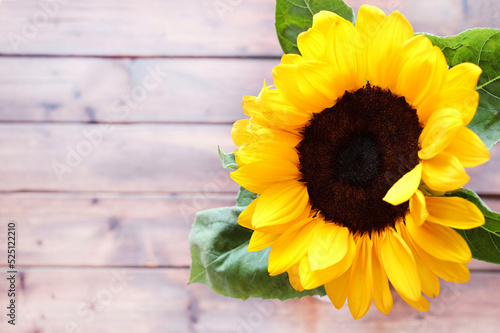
[0,123,238,193]
[0,57,277,123]
[0,268,499,332]
[0,0,499,56]
[0,193,235,267]
[466,144,500,195]
[0,268,193,332]
[483,197,500,211]
[0,0,281,57]
[1,193,497,270]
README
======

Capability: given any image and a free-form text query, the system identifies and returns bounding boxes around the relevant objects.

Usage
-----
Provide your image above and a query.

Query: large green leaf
[275,0,354,55]
[448,189,500,264]
[426,29,500,149]
[189,206,326,300]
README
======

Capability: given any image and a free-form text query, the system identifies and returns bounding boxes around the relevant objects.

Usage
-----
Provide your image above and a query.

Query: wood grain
[0,0,499,57]
[0,193,235,267]
[0,268,499,333]
[0,0,280,57]
[0,57,278,123]
[0,1,499,332]
[0,123,238,193]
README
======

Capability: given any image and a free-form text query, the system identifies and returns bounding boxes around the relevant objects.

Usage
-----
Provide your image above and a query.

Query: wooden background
[0,0,499,332]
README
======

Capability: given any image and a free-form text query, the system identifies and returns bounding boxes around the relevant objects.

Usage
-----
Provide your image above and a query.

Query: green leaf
[218,146,238,170]
[275,0,354,54]
[189,206,325,300]
[426,29,500,149]
[448,188,500,264]
[236,186,257,207]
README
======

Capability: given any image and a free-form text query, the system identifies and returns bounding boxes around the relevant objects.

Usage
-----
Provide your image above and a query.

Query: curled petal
[396,46,447,107]
[308,223,350,271]
[410,190,429,226]
[419,108,463,160]
[421,151,470,192]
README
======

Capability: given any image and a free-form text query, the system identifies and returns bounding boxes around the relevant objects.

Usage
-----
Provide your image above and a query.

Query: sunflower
[230,5,490,319]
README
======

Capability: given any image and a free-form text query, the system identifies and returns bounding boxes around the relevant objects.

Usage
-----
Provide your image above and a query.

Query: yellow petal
[325,268,351,309]
[252,181,309,228]
[280,53,304,65]
[255,128,303,146]
[419,108,463,160]
[287,261,304,291]
[242,95,261,117]
[257,86,312,128]
[406,214,471,263]
[268,218,323,275]
[232,119,251,146]
[299,233,356,289]
[372,237,393,314]
[253,208,312,235]
[413,253,440,299]
[312,10,344,36]
[347,234,373,320]
[396,46,447,107]
[235,141,299,166]
[445,62,482,90]
[308,223,350,271]
[408,234,470,283]
[410,190,429,226]
[355,4,386,45]
[248,231,280,252]
[326,19,366,91]
[400,294,430,312]
[379,227,421,302]
[230,160,300,194]
[417,88,479,125]
[425,196,485,229]
[273,61,338,112]
[421,151,470,192]
[366,11,414,87]
[238,197,258,230]
[297,28,327,61]
[385,35,433,91]
[383,163,422,206]
[398,223,440,298]
[444,126,490,167]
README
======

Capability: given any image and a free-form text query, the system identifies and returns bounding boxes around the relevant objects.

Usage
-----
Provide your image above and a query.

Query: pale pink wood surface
[0,0,499,332]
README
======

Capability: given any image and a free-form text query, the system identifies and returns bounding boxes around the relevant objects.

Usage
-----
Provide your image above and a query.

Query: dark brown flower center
[297,85,422,235]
